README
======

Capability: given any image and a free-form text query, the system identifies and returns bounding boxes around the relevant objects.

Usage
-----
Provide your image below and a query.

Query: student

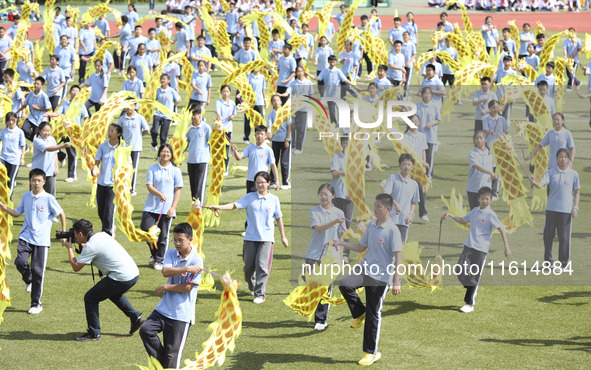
[277,44,297,105]
[387,40,406,86]
[383,154,420,242]
[215,85,237,175]
[140,144,183,271]
[369,9,381,37]
[125,3,139,30]
[173,22,189,53]
[3,69,25,117]
[482,100,509,148]
[420,53,442,80]
[523,43,540,71]
[439,12,454,33]
[531,149,580,269]
[139,222,203,370]
[526,112,576,170]
[335,5,347,29]
[230,125,279,193]
[186,107,211,203]
[304,183,346,331]
[388,17,404,53]
[295,24,314,67]
[308,56,356,123]
[494,55,516,120]
[416,87,441,180]
[114,16,132,71]
[0,27,13,88]
[268,29,285,64]
[81,60,109,115]
[233,37,257,66]
[267,95,291,190]
[340,40,359,82]
[501,28,517,61]
[6,14,20,40]
[401,31,416,94]
[534,61,556,98]
[94,15,110,38]
[0,112,25,199]
[441,38,457,86]
[118,103,150,196]
[17,77,51,143]
[146,28,162,68]
[0,168,67,314]
[242,69,266,143]
[404,115,430,221]
[78,21,97,84]
[563,28,582,89]
[209,171,288,304]
[481,16,498,55]
[54,36,76,99]
[189,60,212,111]
[42,55,66,110]
[314,35,334,79]
[527,81,555,122]
[402,12,418,46]
[92,124,122,236]
[372,65,393,97]
[441,186,511,313]
[467,131,496,211]
[130,43,154,86]
[60,17,78,48]
[181,5,196,51]
[189,35,212,72]
[519,23,535,59]
[335,193,403,366]
[122,66,144,99]
[473,77,496,132]
[330,136,353,259]
[282,66,313,154]
[32,122,70,196]
[419,64,446,109]
[162,50,181,92]
[152,74,181,150]
[225,2,240,42]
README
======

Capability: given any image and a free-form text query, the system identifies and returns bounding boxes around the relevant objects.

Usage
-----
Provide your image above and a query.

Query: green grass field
[1,29,590,369]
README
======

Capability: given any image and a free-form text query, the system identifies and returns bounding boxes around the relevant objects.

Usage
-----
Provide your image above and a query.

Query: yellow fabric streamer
[345,125,373,221]
[169,107,192,167]
[0,163,14,324]
[203,124,229,227]
[440,188,470,231]
[337,0,364,54]
[538,30,570,71]
[43,0,57,55]
[402,241,442,292]
[519,121,549,211]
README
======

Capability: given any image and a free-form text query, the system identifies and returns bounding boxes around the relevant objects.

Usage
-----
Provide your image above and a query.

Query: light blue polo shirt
[225,11,239,34]
[482,114,509,147]
[370,18,382,36]
[10,86,24,115]
[372,77,392,97]
[325,22,335,40]
[17,61,36,84]
[0,127,26,165]
[360,219,403,284]
[32,136,57,176]
[330,152,347,199]
[318,67,347,98]
[416,100,441,144]
[305,205,345,261]
[144,163,184,216]
[95,141,119,187]
[419,77,445,108]
[383,173,420,227]
[277,55,297,87]
[122,77,145,98]
[421,61,443,79]
[442,47,457,75]
[57,100,89,126]
[534,74,555,98]
[119,113,149,151]
[268,111,291,142]
[467,148,494,193]
[268,39,285,62]
[190,72,212,102]
[295,33,314,60]
[102,50,114,75]
[186,124,211,164]
[404,131,428,158]
[15,190,63,247]
[42,66,65,98]
[189,45,212,70]
[340,51,359,76]
[387,52,405,81]
[181,14,196,40]
[540,129,575,170]
[234,48,257,66]
[235,191,283,243]
[78,28,96,55]
[315,46,334,72]
[0,36,12,61]
[60,27,78,48]
[86,73,108,103]
[7,24,19,40]
[287,78,314,97]
[155,87,181,118]
[524,54,539,70]
[401,41,416,65]
[473,90,497,120]
[215,98,237,132]
[175,29,188,52]
[388,27,404,52]
[77,232,139,281]
[55,45,76,73]
[247,73,266,106]
[504,39,517,56]
[519,32,535,55]
[563,38,582,62]
[481,25,498,48]
[162,63,180,91]
[402,22,418,44]
[130,54,153,83]
[23,90,51,126]
[462,206,503,253]
[541,167,580,214]
[94,18,110,38]
[128,35,148,60]
[125,11,139,29]
[242,143,275,181]
[156,247,203,324]
[120,23,132,48]
[146,39,161,66]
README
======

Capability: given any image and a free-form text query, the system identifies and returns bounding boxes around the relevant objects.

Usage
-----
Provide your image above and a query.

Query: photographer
[63,219,145,342]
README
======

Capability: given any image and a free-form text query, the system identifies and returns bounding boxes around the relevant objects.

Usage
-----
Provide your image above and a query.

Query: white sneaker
[249,290,255,296]
[65,177,76,182]
[148,256,156,266]
[270,184,277,189]
[24,145,30,153]
[153,262,163,271]
[113,68,120,73]
[293,149,302,154]
[243,140,250,144]
[223,171,229,177]
[52,217,58,223]
[280,185,291,190]
[130,191,137,197]
[314,322,328,331]
[460,304,474,313]
[60,159,66,167]
[26,163,32,168]
[253,296,265,304]
[420,215,429,222]
[152,146,157,151]
[28,306,43,314]
[25,283,32,293]
[241,231,246,237]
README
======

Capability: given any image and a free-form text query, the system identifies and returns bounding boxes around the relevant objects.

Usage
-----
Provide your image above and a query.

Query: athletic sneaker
[223,171,229,177]
[28,306,43,314]
[350,313,366,329]
[152,146,157,151]
[243,140,250,144]
[253,296,265,304]
[280,185,291,190]
[148,256,156,266]
[358,352,381,366]
[270,184,277,189]
[75,332,102,341]
[420,215,429,222]
[60,158,66,167]
[314,322,328,331]
[129,316,146,335]
[241,231,246,237]
[153,262,163,271]
[460,304,474,313]
[25,283,32,293]
[130,191,138,197]
[65,177,76,182]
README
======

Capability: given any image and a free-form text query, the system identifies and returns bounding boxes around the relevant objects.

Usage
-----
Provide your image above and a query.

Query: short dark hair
[488,100,499,108]
[556,148,570,159]
[69,84,80,92]
[546,61,555,69]
[243,36,251,43]
[50,54,59,61]
[398,153,415,165]
[283,43,293,51]
[29,168,46,180]
[254,125,267,133]
[192,105,202,115]
[317,183,335,195]
[35,76,45,85]
[121,15,129,24]
[502,27,511,33]
[73,219,94,237]
[503,55,512,61]
[157,143,175,163]
[536,80,548,87]
[4,68,14,78]
[536,33,545,40]
[523,22,530,28]
[426,63,436,71]
[393,40,402,46]
[328,55,337,62]
[480,76,491,83]
[148,27,156,34]
[175,22,183,29]
[272,29,279,35]
[360,15,368,21]
[254,171,272,184]
[197,35,205,41]
[377,64,388,72]
[478,186,493,198]
[173,222,193,239]
[375,193,393,208]
[13,14,20,20]
[394,16,401,22]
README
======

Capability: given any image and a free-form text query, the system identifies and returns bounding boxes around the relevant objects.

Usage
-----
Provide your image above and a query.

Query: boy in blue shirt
[152,74,181,150]
[233,37,257,66]
[441,186,511,313]
[241,69,266,143]
[0,168,68,314]
[118,103,150,196]
[387,40,406,86]
[277,44,297,105]
[267,94,291,189]
[173,22,189,53]
[16,77,52,143]
[42,55,66,110]
[268,29,285,64]
[186,107,211,203]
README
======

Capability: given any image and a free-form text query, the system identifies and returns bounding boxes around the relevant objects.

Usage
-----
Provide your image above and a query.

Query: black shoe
[75,332,102,342]
[130,316,146,335]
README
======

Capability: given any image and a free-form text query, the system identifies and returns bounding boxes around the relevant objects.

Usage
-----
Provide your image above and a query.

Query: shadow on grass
[0,331,132,341]
[241,320,304,330]
[480,337,591,353]
[381,300,459,316]
[537,290,591,305]
[225,351,351,368]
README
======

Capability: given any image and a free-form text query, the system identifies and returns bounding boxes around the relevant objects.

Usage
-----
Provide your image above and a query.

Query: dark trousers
[66,145,77,178]
[244,105,264,141]
[1,160,19,199]
[339,272,388,354]
[224,132,232,172]
[140,211,172,263]
[293,111,307,152]
[361,52,373,76]
[475,119,483,132]
[442,74,455,86]
[84,275,141,337]
[317,70,325,96]
[15,239,48,308]
[140,310,191,370]
[270,140,290,186]
[114,49,128,70]
[304,258,332,324]
[0,59,7,84]
[49,95,60,111]
[397,224,408,244]
[79,53,94,83]
[22,119,39,142]
[457,246,487,305]
[417,180,427,217]
[205,44,217,59]
[44,175,56,197]
[333,197,354,257]
[187,163,208,202]
[130,151,140,193]
[566,62,580,87]
[97,184,116,235]
[151,116,171,147]
[85,99,103,116]
[426,143,436,179]
[467,191,480,211]
[543,210,572,267]
[277,85,289,105]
